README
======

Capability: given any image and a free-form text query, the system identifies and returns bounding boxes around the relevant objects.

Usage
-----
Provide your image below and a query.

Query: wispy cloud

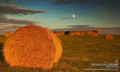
[0,4,47,15]
[0,16,38,25]
[0,0,49,34]
[5,0,18,4]
[60,17,69,19]
[0,4,47,27]
[0,0,20,4]
[55,0,87,5]
[50,21,54,23]
[0,4,47,34]
[0,23,26,34]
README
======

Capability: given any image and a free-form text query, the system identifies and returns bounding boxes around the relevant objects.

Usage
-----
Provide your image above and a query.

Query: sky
[0,0,120,34]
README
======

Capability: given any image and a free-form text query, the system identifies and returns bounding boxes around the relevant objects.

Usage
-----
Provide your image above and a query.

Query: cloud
[55,0,87,4]
[4,0,18,4]
[0,2,47,34]
[94,0,120,18]
[0,16,38,25]
[50,21,54,23]
[0,23,26,34]
[0,4,47,15]
[0,0,18,4]
[60,17,69,19]
[0,4,46,25]
[51,25,120,34]
[0,23,25,28]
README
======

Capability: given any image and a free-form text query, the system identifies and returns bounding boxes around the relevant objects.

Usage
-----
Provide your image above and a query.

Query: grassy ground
[0,35,120,72]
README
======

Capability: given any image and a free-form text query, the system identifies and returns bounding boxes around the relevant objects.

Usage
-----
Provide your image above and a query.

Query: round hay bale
[91,32,97,37]
[68,31,80,35]
[86,30,93,35]
[4,32,12,37]
[96,30,100,35]
[54,31,65,35]
[3,25,62,69]
[80,32,85,36]
[105,34,114,39]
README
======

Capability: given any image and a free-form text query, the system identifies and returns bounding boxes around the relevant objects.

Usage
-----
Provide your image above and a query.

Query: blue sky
[0,0,120,34]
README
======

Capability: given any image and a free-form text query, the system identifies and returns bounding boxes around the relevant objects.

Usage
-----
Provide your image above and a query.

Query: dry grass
[0,35,120,72]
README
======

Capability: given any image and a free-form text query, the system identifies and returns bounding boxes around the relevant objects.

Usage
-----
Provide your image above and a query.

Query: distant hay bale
[80,32,85,36]
[91,32,97,37]
[68,31,80,35]
[86,30,93,35]
[3,25,62,69]
[105,34,114,39]
[54,31,65,35]
[4,32,12,37]
[96,30,100,35]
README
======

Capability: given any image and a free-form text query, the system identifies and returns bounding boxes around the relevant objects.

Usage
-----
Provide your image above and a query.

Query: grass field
[0,35,120,72]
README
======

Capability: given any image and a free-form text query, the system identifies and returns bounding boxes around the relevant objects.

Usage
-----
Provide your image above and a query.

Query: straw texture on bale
[4,32,12,37]
[54,31,65,35]
[105,34,114,39]
[68,31,80,35]
[91,32,97,37]
[3,25,62,69]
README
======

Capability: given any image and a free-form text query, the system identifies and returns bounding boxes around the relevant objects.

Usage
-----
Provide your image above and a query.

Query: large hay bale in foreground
[3,25,62,69]
[4,32,12,37]
[105,34,114,39]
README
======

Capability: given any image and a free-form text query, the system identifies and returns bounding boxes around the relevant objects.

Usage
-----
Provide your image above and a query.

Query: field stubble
[0,35,120,72]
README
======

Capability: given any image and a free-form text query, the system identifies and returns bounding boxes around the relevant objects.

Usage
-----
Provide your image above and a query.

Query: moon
[72,14,75,18]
